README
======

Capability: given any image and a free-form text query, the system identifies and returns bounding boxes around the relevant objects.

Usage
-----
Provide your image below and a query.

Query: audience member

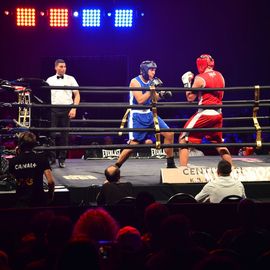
[96,165,133,205]
[116,226,145,270]
[117,226,142,253]
[11,210,55,270]
[71,208,119,243]
[0,250,11,270]
[193,251,244,270]
[145,214,207,270]
[195,160,246,203]
[141,202,169,253]
[219,199,261,247]
[218,199,270,269]
[135,191,156,230]
[190,231,218,252]
[103,136,113,145]
[25,215,73,270]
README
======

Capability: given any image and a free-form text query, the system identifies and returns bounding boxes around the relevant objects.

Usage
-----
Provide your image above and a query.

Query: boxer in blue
[113,60,176,170]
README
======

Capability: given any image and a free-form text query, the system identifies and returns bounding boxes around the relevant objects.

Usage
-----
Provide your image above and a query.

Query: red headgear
[196,54,215,74]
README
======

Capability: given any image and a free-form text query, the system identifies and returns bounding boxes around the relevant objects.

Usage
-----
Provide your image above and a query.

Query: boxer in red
[179,54,232,166]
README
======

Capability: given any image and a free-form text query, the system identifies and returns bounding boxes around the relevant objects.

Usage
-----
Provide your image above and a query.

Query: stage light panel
[114,9,133,27]
[82,9,101,27]
[16,8,36,27]
[49,8,69,27]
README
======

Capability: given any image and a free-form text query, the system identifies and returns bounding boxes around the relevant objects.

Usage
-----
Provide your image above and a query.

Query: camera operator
[8,132,55,207]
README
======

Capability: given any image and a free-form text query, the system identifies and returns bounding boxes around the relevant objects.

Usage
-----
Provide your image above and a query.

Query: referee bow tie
[57,75,64,79]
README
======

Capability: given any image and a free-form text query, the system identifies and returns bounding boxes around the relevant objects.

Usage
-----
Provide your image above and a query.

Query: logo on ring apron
[102,149,121,159]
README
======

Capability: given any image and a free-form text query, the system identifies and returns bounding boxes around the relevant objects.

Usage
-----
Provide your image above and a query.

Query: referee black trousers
[50,108,70,161]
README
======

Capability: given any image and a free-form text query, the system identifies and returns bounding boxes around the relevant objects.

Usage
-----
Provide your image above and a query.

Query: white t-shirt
[195,175,246,203]
[46,74,79,105]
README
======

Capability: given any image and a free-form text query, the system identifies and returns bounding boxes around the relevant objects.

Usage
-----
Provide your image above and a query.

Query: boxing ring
[1,80,270,205]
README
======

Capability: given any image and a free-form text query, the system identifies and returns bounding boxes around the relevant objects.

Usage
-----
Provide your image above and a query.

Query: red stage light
[16,8,36,27]
[49,8,69,27]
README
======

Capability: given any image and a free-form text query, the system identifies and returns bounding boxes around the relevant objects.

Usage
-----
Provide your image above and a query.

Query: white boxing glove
[181,71,194,88]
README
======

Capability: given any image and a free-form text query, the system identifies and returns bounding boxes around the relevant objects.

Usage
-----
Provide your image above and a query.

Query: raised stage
[49,155,270,205]
[1,155,270,207]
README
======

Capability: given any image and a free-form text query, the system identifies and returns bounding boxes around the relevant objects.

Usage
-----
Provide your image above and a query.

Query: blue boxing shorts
[128,110,169,143]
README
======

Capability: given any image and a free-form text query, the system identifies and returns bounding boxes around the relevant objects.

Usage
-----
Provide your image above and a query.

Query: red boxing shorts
[180,109,223,144]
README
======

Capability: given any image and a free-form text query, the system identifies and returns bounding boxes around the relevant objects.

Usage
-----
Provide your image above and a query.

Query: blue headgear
[140,60,157,81]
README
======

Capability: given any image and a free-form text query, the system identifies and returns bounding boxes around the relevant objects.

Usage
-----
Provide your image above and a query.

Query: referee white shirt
[46,74,79,105]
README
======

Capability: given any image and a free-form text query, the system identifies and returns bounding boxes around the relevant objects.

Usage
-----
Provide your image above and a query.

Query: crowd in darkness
[0,198,270,270]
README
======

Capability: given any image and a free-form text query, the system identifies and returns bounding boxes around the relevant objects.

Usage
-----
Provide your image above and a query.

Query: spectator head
[194,252,244,270]
[144,202,169,234]
[104,165,120,183]
[103,136,113,145]
[237,198,257,227]
[217,160,232,176]
[160,214,191,249]
[116,226,142,253]
[72,208,119,243]
[136,191,155,212]
[29,209,55,239]
[47,215,73,247]
[17,132,37,152]
[0,250,9,269]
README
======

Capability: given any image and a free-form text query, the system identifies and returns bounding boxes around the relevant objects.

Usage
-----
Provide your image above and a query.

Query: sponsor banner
[150,148,166,159]
[231,167,270,182]
[161,166,270,184]
[85,148,168,160]
[102,149,121,159]
[101,148,167,159]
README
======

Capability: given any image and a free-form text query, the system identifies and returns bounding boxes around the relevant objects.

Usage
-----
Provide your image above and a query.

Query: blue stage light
[82,9,101,27]
[114,9,133,27]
